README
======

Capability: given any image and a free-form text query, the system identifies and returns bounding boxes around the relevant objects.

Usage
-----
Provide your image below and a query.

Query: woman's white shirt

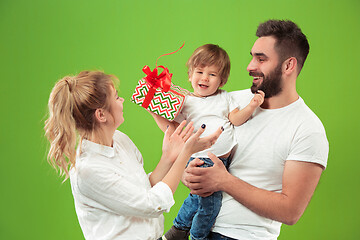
[69,130,175,240]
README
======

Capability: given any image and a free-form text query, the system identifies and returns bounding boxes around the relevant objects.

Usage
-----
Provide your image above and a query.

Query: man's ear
[94,108,107,123]
[283,57,297,75]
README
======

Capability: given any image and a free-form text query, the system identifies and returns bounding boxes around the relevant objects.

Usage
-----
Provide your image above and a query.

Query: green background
[1,0,359,239]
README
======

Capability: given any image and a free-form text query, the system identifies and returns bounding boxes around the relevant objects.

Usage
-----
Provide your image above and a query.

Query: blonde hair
[186,44,231,86]
[44,71,118,180]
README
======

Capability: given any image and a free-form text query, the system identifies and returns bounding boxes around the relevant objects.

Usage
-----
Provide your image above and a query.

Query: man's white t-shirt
[212,89,329,240]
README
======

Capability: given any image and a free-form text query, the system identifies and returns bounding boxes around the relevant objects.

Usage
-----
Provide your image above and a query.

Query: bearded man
[183,19,329,240]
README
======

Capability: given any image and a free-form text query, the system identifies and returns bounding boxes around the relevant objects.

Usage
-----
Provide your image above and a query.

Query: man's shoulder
[229,88,252,96]
[295,98,327,132]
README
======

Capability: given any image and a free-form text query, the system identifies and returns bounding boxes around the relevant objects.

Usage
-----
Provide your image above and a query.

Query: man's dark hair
[256,20,309,73]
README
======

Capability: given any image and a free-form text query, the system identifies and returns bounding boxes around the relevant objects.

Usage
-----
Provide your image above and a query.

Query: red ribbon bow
[141,43,184,108]
[141,65,173,108]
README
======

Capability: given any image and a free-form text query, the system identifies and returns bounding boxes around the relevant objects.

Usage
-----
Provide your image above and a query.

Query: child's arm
[229,90,265,126]
[146,109,180,132]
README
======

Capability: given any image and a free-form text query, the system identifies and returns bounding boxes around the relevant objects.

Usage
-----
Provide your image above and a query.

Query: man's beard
[250,64,283,98]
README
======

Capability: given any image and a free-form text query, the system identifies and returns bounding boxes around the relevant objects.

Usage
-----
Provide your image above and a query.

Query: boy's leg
[172,157,200,230]
[163,157,199,240]
[189,191,223,240]
[165,157,228,240]
[187,157,224,240]
[162,225,190,240]
[173,193,199,230]
[163,193,198,240]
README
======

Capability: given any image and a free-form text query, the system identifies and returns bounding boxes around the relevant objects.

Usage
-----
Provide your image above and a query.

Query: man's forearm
[221,173,300,225]
[220,161,323,225]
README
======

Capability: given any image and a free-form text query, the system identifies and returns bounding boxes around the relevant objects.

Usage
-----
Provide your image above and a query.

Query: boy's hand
[145,108,156,116]
[249,90,265,109]
[146,108,174,132]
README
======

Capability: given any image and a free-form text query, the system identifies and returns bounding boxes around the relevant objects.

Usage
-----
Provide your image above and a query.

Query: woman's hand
[162,120,194,163]
[183,124,223,155]
[160,124,223,193]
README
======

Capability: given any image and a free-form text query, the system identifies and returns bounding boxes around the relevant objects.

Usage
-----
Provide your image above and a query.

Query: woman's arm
[76,164,175,218]
[149,120,193,186]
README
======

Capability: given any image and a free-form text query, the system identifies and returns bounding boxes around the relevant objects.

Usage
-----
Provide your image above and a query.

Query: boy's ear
[188,69,193,81]
[94,108,107,123]
[219,80,225,88]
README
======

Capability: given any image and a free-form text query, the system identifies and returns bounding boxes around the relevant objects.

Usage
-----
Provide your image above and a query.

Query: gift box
[131,65,189,121]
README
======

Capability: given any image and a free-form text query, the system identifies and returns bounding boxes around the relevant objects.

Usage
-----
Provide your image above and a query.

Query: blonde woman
[44,71,223,240]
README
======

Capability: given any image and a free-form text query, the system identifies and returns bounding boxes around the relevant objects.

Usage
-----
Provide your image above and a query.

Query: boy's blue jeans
[173,157,230,240]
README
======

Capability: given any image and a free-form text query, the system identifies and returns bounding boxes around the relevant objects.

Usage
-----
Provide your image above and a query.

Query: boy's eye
[197,71,203,74]
[210,74,216,77]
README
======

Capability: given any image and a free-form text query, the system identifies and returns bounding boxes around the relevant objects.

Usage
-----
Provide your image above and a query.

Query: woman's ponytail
[45,77,77,179]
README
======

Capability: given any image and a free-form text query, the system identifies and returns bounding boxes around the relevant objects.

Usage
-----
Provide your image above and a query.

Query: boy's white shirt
[175,89,238,158]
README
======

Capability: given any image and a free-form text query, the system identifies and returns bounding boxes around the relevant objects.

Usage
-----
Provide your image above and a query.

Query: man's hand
[183,152,230,197]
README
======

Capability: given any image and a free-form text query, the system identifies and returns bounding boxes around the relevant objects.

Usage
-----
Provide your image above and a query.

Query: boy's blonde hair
[186,44,231,86]
[44,71,118,180]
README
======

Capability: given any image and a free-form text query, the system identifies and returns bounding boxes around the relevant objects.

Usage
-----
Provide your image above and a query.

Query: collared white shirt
[69,130,175,240]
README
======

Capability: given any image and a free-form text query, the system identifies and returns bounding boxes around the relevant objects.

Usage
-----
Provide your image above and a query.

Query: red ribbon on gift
[141,42,185,108]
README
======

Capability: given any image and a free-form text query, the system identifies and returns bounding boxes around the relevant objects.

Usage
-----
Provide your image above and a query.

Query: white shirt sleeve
[76,163,175,218]
[227,91,239,112]
[174,97,187,124]
[287,128,329,169]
